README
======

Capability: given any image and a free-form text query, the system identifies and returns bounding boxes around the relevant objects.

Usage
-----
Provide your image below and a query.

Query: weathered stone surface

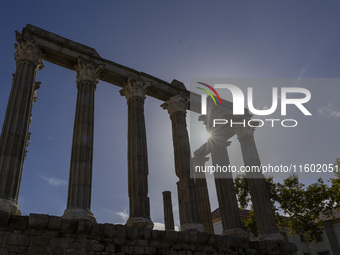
[162,95,203,232]
[77,220,92,234]
[196,231,210,245]
[193,164,214,234]
[114,224,127,239]
[151,229,165,241]
[28,213,49,229]
[0,210,10,226]
[163,191,175,231]
[134,245,145,253]
[63,57,102,223]
[0,205,286,253]
[177,231,190,244]
[103,223,116,238]
[92,242,105,252]
[121,77,153,229]
[8,233,30,246]
[141,227,152,240]
[21,24,194,104]
[126,226,141,240]
[235,127,283,241]
[209,138,248,239]
[27,245,48,254]
[48,215,62,231]
[163,230,179,242]
[90,223,104,236]
[0,248,8,255]
[188,230,199,243]
[107,244,115,253]
[0,164,295,252]
[0,30,45,216]
[60,219,78,234]
[31,235,49,246]
[8,215,28,230]
[50,237,70,249]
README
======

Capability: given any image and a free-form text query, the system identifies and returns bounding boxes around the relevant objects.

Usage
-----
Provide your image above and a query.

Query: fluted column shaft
[63,57,103,222]
[162,191,175,230]
[236,127,283,241]
[120,77,153,229]
[0,32,43,215]
[209,138,248,238]
[193,156,214,234]
[162,95,203,231]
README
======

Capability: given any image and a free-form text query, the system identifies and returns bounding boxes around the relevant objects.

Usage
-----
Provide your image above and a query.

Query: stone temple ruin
[0,24,296,254]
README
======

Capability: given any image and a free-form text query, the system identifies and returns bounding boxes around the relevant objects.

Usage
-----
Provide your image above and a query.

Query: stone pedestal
[209,139,248,238]
[192,156,214,234]
[236,127,283,241]
[162,191,175,231]
[162,95,204,232]
[0,32,43,215]
[63,57,103,223]
[120,77,153,229]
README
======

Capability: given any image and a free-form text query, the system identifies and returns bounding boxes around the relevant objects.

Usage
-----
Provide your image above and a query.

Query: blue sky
[0,1,340,228]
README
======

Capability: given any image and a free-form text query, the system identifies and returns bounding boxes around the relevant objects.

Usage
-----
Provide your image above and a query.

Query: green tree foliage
[234,174,338,242]
[242,207,258,237]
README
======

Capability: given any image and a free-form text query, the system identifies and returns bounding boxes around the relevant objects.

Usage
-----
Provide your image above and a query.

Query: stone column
[235,126,283,241]
[23,81,40,162]
[176,181,184,226]
[63,57,103,222]
[161,95,204,231]
[120,76,153,229]
[162,191,175,231]
[209,138,248,238]
[0,31,43,215]
[192,155,214,234]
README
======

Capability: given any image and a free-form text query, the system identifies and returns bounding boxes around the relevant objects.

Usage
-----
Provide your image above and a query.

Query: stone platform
[0,211,296,255]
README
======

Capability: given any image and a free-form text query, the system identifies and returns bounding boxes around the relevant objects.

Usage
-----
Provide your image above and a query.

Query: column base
[0,198,21,215]
[180,223,205,232]
[126,217,154,229]
[259,232,285,242]
[62,208,96,223]
[222,228,249,239]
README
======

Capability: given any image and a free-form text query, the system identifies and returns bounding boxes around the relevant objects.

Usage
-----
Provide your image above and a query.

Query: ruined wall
[0,211,296,255]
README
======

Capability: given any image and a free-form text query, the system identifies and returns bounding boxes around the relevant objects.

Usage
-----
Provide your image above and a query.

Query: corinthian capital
[234,126,255,140]
[161,95,189,116]
[14,31,44,69]
[210,107,229,119]
[198,115,207,126]
[119,76,150,100]
[75,57,104,85]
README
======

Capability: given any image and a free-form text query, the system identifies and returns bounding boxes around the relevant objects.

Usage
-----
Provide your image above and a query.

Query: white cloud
[112,213,179,231]
[153,222,165,230]
[115,209,129,222]
[41,176,67,187]
[153,222,180,231]
[318,104,340,118]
